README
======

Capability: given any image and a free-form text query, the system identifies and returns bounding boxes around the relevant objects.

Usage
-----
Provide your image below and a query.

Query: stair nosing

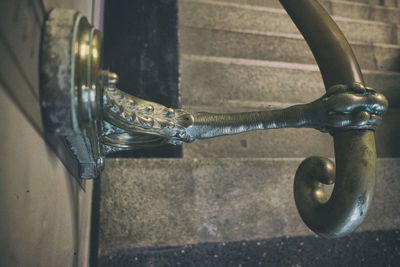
[181,0,288,14]
[331,0,400,10]
[181,0,400,13]
[181,0,400,27]
[180,24,400,49]
[181,54,400,76]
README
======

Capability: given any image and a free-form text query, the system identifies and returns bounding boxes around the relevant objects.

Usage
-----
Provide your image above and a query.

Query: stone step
[203,0,400,24]
[345,0,398,7]
[180,55,400,107]
[179,0,400,45]
[99,158,400,251]
[181,104,400,158]
[180,26,400,72]
[205,0,399,10]
[319,0,400,24]
[208,0,399,8]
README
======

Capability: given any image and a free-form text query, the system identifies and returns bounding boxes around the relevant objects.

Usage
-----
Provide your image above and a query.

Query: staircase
[99,0,400,263]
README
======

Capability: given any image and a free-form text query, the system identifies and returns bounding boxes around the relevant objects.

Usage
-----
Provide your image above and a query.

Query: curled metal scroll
[280,0,382,237]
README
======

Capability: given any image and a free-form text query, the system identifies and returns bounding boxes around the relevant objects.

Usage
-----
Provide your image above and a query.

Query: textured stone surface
[183,127,334,158]
[180,26,400,72]
[99,158,400,253]
[180,55,400,107]
[99,230,400,267]
[329,1,400,24]
[210,0,397,10]
[180,0,400,44]
[41,0,93,20]
[40,9,78,135]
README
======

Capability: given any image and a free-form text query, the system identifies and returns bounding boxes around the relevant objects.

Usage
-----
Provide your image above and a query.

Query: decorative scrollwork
[101,75,195,149]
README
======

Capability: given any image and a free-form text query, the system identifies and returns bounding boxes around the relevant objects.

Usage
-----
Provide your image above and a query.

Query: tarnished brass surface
[101,81,386,148]
[279,0,364,88]
[280,0,382,237]
[188,83,387,138]
[99,71,194,152]
[294,131,376,237]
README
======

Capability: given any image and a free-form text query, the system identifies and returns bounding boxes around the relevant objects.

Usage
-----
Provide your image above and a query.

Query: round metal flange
[41,9,101,134]
[40,9,103,178]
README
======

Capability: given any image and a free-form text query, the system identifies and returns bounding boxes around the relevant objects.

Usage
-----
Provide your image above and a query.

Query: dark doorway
[102,0,181,158]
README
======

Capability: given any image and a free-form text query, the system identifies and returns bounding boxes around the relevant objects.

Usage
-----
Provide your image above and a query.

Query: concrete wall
[0,0,103,266]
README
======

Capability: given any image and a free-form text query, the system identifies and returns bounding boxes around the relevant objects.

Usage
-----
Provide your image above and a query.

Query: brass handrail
[41,4,388,237]
[280,0,377,237]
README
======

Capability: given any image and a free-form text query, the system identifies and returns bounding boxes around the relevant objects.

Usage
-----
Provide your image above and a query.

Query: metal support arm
[101,77,387,150]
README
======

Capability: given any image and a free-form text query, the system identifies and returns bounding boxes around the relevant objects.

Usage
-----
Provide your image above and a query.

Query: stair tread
[100,157,400,251]
[180,54,400,107]
[183,24,400,49]
[181,53,400,75]
[182,0,400,24]
[328,0,398,7]
[180,26,400,72]
[180,0,400,45]
[331,0,400,10]
[200,0,400,10]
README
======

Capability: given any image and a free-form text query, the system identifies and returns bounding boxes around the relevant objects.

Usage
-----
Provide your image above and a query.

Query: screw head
[96,157,105,172]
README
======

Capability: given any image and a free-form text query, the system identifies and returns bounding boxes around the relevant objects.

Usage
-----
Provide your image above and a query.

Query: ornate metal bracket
[40,0,388,238]
[41,9,103,179]
[101,78,386,147]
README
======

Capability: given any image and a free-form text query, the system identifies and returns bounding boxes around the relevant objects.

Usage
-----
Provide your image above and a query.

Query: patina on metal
[40,0,388,238]
[279,0,386,238]
[40,9,103,178]
[100,78,386,147]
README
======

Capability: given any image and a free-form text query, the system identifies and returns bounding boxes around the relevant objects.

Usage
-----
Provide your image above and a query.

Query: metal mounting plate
[40,9,103,179]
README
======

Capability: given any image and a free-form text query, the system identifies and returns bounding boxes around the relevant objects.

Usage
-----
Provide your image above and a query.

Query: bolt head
[97,157,105,172]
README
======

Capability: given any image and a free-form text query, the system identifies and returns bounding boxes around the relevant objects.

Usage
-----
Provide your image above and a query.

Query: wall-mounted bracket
[41,9,103,179]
